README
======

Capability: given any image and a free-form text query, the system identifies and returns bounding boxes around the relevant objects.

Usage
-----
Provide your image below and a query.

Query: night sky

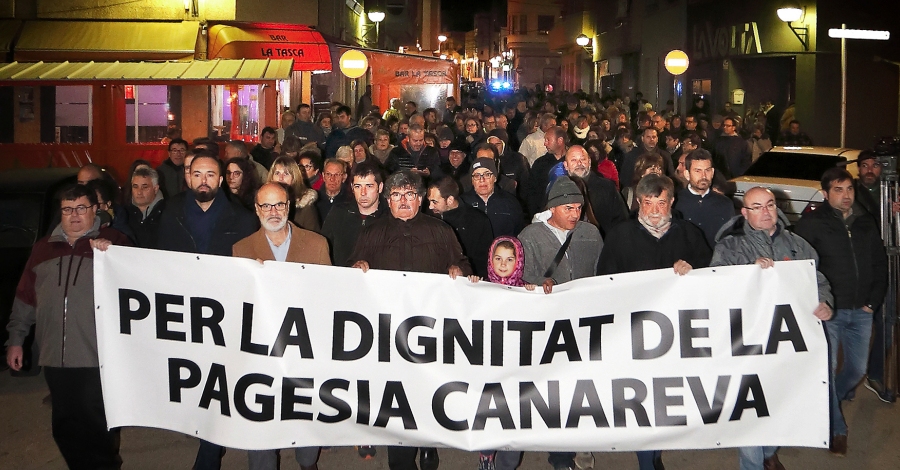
[441,0,493,31]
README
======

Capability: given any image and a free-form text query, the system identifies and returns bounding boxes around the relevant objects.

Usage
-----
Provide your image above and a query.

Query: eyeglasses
[226,170,243,177]
[324,172,345,179]
[472,172,494,181]
[301,164,315,170]
[61,205,94,215]
[744,202,777,212]
[389,191,418,201]
[257,202,289,212]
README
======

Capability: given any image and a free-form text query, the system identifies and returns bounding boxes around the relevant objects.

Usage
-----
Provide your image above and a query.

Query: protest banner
[94,246,829,451]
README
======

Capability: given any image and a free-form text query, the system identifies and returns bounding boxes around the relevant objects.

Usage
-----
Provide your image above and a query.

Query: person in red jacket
[7,183,132,469]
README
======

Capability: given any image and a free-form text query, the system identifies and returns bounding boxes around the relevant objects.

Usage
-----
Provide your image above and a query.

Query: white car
[731,146,860,224]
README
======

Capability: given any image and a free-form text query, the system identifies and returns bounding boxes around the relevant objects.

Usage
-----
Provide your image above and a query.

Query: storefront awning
[0,59,294,85]
[15,21,200,62]
[207,24,332,72]
[0,20,21,58]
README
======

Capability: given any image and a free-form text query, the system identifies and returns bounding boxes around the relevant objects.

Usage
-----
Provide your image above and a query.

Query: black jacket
[673,187,735,247]
[315,187,351,226]
[583,173,629,238]
[793,204,888,310]
[321,201,387,267]
[598,218,712,274]
[124,198,167,248]
[526,152,562,216]
[156,191,258,256]
[461,187,525,237]
[438,204,494,278]
[499,147,530,205]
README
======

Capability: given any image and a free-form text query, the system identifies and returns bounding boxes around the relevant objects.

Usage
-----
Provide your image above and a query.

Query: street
[2,370,899,469]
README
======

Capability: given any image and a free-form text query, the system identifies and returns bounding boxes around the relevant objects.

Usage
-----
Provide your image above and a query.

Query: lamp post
[367,9,385,49]
[437,34,447,56]
[828,25,890,147]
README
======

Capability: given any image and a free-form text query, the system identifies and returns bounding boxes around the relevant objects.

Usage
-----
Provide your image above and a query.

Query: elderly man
[674,150,734,246]
[157,138,188,197]
[562,145,628,237]
[710,186,833,469]
[461,151,524,237]
[597,174,711,470]
[7,183,131,469]
[125,166,166,248]
[794,168,888,455]
[428,177,494,278]
[315,159,351,225]
[350,171,471,470]
[321,162,387,267]
[232,182,330,470]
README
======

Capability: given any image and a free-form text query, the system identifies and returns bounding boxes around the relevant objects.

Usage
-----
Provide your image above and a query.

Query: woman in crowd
[584,139,619,190]
[298,151,323,191]
[622,153,664,212]
[280,135,302,162]
[267,156,320,232]
[224,157,259,212]
[316,113,333,138]
[370,128,395,165]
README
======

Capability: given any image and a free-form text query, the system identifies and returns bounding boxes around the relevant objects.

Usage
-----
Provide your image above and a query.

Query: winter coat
[519,211,603,285]
[598,218,711,275]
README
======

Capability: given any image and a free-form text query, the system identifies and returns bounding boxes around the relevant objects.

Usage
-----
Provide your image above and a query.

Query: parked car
[731,146,860,224]
[0,167,79,375]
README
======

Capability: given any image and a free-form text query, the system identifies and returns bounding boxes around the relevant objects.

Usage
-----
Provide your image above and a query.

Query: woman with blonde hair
[267,156,320,232]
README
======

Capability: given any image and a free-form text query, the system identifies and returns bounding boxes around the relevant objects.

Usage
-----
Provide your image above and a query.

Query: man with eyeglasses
[315,159,351,224]
[710,186,833,470]
[232,182,330,470]
[7,183,131,469]
[714,117,752,178]
[350,170,470,470]
[156,154,257,470]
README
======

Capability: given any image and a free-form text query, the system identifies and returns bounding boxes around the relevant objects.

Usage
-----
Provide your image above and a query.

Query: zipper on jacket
[176,215,199,251]
[846,225,860,307]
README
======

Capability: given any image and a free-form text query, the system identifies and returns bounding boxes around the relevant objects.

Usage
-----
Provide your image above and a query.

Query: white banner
[94,246,829,452]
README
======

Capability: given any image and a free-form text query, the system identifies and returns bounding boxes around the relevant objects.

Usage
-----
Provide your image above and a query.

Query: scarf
[638,213,672,239]
[486,236,526,287]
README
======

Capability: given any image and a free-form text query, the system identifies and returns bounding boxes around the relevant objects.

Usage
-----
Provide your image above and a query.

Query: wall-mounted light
[367,10,385,23]
[576,34,592,54]
[777,1,808,51]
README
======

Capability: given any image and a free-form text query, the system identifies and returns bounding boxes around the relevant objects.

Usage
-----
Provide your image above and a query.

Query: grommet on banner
[196,256,200,260]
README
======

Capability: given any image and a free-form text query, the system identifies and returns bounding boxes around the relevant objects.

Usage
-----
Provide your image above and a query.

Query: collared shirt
[687,185,710,197]
[266,225,292,262]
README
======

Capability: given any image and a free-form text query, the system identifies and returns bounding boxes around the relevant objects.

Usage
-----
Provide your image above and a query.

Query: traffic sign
[339,50,369,78]
[664,50,689,75]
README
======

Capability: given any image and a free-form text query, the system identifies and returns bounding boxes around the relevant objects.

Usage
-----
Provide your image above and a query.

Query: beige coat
[233,222,331,265]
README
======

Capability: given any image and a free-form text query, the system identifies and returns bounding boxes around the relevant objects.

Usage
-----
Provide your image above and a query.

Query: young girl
[468,236,534,470]
[468,236,536,290]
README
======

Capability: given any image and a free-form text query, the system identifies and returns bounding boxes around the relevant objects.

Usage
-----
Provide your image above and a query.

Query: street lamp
[777,1,808,51]
[437,34,447,56]
[828,25,891,147]
[367,8,385,49]
[576,34,592,54]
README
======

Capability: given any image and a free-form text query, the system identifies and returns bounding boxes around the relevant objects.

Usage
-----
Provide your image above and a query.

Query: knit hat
[546,176,584,208]
[438,127,455,142]
[471,157,498,175]
[487,128,509,144]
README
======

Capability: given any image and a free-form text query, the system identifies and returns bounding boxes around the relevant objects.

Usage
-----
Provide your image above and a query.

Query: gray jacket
[710,213,833,305]
[520,213,603,285]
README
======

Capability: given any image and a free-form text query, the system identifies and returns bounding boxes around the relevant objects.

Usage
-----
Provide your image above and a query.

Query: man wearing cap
[519,176,602,295]
[461,147,525,237]
[488,128,530,205]
[440,140,471,184]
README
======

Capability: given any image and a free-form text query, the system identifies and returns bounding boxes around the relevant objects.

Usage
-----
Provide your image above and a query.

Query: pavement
[1,370,899,469]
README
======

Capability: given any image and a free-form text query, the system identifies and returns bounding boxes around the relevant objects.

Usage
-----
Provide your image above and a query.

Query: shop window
[211,84,261,143]
[126,85,181,143]
[54,86,91,143]
[537,15,554,35]
[692,79,711,96]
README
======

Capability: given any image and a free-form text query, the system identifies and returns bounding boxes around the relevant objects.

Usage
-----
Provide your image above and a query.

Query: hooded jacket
[710,212,833,305]
[8,219,132,367]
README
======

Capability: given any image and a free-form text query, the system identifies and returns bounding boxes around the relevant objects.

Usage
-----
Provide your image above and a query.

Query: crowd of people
[5,86,899,470]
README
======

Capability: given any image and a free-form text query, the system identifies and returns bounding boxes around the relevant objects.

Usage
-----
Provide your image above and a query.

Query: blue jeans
[738,446,777,470]
[826,308,873,436]
[547,452,574,468]
[636,450,662,469]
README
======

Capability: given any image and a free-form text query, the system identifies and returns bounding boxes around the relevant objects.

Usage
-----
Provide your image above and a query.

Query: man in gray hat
[519,176,602,294]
